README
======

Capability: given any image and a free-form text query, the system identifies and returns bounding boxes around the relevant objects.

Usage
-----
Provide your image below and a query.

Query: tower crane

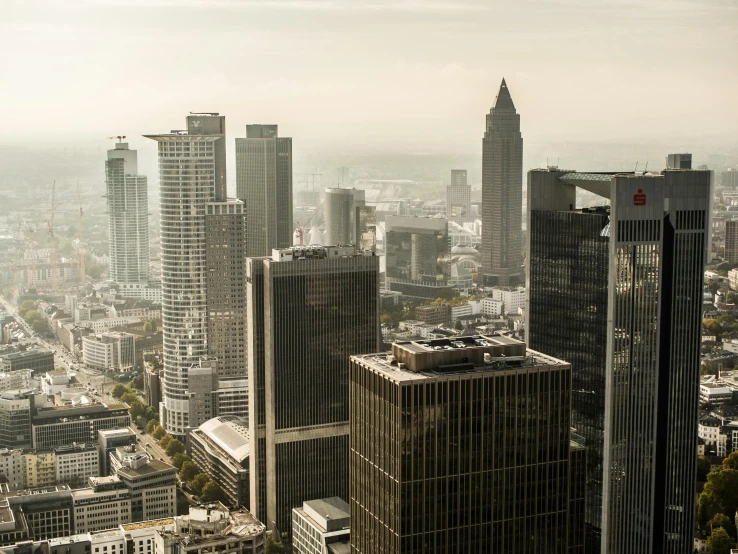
[48,181,58,291]
[76,180,85,286]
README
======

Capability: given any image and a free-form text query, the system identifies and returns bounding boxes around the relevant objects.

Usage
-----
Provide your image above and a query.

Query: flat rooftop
[117,459,175,479]
[354,335,568,382]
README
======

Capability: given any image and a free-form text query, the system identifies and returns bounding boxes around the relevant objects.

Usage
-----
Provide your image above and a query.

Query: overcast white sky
[2,0,737,154]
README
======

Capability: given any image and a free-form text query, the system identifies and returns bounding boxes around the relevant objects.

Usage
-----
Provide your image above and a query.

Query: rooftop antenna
[107,136,126,144]
[634,161,639,173]
[643,161,649,173]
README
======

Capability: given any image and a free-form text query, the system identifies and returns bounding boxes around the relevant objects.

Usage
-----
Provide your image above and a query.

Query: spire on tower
[493,78,516,110]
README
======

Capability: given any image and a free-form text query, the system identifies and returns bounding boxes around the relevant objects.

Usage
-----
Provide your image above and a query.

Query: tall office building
[446,169,471,222]
[324,187,365,245]
[350,336,585,553]
[725,220,738,263]
[144,113,225,437]
[384,215,451,300]
[526,167,711,553]
[247,245,379,542]
[106,142,149,284]
[481,79,523,287]
[666,153,692,170]
[205,199,246,379]
[236,125,293,257]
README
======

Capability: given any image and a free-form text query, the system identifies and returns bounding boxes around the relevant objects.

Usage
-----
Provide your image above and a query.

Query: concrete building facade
[446,169,471,222]
[82,332,136,372]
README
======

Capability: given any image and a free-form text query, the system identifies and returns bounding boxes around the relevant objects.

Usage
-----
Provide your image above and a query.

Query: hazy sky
[3,0,737,154]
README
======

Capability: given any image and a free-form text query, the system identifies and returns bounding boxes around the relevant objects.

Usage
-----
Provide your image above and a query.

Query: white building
[699,417,721,445]
[82,332,136,372]
[72,476,132,533]
[489,286,526,313]
[79,318,142,334]
[55,444,100,486]
[700,383,733,406]
[730,268,738,291]
[292,497,350,554]
[0,448,25,490]
[117,282,163,303]
[481,297,503,317]
[0,369,33,391]
[41,370,71,395]
[116,456,177,522]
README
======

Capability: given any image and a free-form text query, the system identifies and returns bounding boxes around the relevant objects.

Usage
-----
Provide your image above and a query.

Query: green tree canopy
[121,392,138,405]
[131,374,144,390]
[191,473,209,496]
[265,535,289,554]
[146,419,158,434]
[152,426,166,440]
[698,456,713,481]
[111,384,128,399]
[454,319,463,330]
[179,460,199,481]
[723,452,738,470]
[698,469,738,525]
[159,434,173,449]
[165,438,185,457]
[201,481,227,503]
[19,300,37,316]
[143,321,153,333]
[708,527,734,554]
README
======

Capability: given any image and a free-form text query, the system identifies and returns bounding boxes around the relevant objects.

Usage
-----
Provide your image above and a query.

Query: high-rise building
[205,200,246,379]
[666,152,692,169]
[355,205,377,250]
[446,169,471,222]
[144,113,225,438]
[481,78,523,287]
[324,187,367,246]
[384,215,452,300]
[526,167,711,553]
[725,220,738,263]
[247,245,379,542]
[350,335,585,553]
[105,142,150,285]
[236,125,293,257]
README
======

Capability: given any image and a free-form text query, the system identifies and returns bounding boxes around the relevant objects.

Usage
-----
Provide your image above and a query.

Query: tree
[728,292,738,305]
[265,535,289,554]
[143,321,153,333]
[698,469,738,525]
[724,452,738,470]
[19,300,37,317]
[152,425,166,440]
[201,481,227,503]
[708,527,734,554]
[130,400,147,421]
[165,438,185,457]
[454,319,463,331]
[131,374,144,390]
[380,314,393,327]
[699,456,713,481]
[111,384,128,399]
[709,513,732,530]
[191,473,209,496]
[146,419,158,433]
[121,392,139,405]
[179,460,199,481]
[31,319,47,335]
[159,434,173,449]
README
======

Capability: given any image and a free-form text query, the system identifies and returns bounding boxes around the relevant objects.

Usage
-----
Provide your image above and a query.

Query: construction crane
[25,225,37,289]
[48,181,58,292]
[76,180,85,286]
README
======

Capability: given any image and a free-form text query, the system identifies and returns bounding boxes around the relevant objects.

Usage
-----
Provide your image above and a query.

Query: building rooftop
[117,458,175,480]
[354,335,568,382]
[196,417,249,463]
[121,518,175,531]
[271,245,375,262]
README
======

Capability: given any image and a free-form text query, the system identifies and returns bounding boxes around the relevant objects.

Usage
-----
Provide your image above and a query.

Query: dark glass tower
[350,335,584,553]
[236,125,293,257]
[247,246,379,542]
[481,78,523,287]
[526,168,711,553]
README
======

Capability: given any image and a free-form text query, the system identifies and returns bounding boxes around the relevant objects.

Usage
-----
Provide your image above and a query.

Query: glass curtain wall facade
[527,207,609,551]
[350,338,578,554]
[248,247,379,542]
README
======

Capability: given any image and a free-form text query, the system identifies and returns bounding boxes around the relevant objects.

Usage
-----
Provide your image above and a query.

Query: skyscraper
[481,78,523,287]
[144,113,226,438]
[247,245,379,542]
[526,167,711,553]
[236,125,293,257]
[446,169,471,222]
[205,199,246,379]
[324,187,365,245]
[350,335,585,552]
[106,141,149,284]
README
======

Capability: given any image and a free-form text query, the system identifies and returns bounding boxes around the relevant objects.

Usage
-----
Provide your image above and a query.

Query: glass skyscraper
[526,167,711,553]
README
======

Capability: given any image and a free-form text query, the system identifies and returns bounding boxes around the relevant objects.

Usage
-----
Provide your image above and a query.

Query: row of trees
[18,300,48,335]
[145,420,227,504]
[697,453,738,552]
[111,383,157,422]
[704,313,738,340]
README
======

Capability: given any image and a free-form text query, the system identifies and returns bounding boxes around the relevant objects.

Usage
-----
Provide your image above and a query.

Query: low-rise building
[480,297,503,317]
[32,402,131,450]
[189,417,249,509]
[55,444,100,488]
[489,286,526,313]
[291,497,350,554]
[40,369,72,395]
[82,333,136,372]
[0,349,54,375]
[0,369,33,391]
[72,476,132,533]
[414,304,451,326]
[116,458,176,523]
[700,383,733,406]
[0,449,25,490]
[0,486,74,543]
[110,444,150,474]
[23,450,56,489]
[699,416,722,445]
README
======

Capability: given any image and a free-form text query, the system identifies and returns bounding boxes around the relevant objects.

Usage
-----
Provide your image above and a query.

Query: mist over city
[0,1,737,553]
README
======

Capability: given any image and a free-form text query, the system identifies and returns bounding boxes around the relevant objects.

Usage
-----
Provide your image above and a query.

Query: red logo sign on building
[634,189,647,206]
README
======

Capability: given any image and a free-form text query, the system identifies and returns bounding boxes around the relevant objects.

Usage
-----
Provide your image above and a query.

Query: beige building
[726,220,738,263]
